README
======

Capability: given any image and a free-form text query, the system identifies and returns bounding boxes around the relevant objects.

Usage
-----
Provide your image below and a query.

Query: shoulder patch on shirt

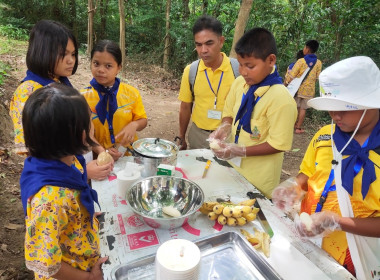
[316,134,331,143]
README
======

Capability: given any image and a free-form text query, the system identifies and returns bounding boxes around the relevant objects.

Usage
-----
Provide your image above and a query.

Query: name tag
[207,110,222,120]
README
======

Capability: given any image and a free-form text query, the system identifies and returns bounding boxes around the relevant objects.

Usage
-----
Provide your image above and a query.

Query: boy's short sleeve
[178,65,193,103]
[299,131,321,177]
[131,88,147,121]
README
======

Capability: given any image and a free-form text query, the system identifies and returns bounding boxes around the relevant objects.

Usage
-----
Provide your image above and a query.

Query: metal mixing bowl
[126,176,204,229]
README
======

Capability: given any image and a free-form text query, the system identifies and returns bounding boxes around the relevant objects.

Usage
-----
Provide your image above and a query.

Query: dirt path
[0,47,311,279]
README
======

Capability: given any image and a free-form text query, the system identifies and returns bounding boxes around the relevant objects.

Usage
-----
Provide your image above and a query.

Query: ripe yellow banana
[208,212,218,221]
[236,217,247,226]
[238,198,256,207]
[227,217,237,226]
[232,207,243,218]
[213,204,224,214]
[203,201,219,211]
[243,212,257,222]
[222,207,233,218]
[217,214,227,225]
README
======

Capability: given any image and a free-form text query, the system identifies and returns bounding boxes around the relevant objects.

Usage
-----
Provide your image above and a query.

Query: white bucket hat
[307,56,380,111]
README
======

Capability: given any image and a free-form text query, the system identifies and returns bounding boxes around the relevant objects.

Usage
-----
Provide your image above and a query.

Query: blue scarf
[20,155,99,226]
[304,54,317,67]
[22,70,72,87]
[90,77,120,125]
[333,119,380,199]
[234,67,283,134]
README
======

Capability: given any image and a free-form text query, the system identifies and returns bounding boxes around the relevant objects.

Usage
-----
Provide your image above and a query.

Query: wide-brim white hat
[307,56,380,111]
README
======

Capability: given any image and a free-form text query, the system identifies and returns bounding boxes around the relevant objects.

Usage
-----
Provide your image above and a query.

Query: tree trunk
[99,0,108,40]
[202,0,208,15]
[87,0,94,55]
[163,0,171,70]
[229,0,253,58]
[182,0,190,21]
[69,0,78,39]
[119,0,126,75]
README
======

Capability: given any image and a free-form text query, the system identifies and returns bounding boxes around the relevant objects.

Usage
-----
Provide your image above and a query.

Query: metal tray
[111,231,283,280]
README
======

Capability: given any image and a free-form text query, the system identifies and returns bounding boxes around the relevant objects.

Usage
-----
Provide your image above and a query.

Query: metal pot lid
[132,138,178,158]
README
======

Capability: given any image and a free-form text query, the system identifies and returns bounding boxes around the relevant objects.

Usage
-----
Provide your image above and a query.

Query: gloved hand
[211,142,246,160]
[208,122,232,142]
[272,177,305,213]
[295,211,341,238]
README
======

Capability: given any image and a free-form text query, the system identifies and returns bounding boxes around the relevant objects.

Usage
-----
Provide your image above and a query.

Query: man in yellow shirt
[177,15,238,150]
[285,40,322,134]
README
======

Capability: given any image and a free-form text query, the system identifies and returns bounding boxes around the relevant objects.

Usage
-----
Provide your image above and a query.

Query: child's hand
[295,211,341,238]
[208,122,231,142]
[272,178,304,213]
[87,160,113,181]
[211,142,246,160]
[108,147,122,161]
[89,256,108,280]
[115,122,137,146]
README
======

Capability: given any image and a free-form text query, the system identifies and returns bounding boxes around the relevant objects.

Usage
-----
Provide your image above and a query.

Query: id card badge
[207,109,222,120]
[230,157,242,167]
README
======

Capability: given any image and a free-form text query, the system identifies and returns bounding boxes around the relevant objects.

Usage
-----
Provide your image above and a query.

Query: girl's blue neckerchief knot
[234,66,283,134]
[304,54,317,67]
[91,77,120,124]
[20,155,100,227]
[333,120,380,199]
[23,70,72,87]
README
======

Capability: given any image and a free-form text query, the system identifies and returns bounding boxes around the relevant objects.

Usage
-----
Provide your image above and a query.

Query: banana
[222,206,233,218]
[236,217,247,226]
[251,207,260,214]
[236,205,252,214]
[244,212,256,222]
[199,206,212,215]
[213,204,224,214]
[217,214,227,225]
[232,207,243,218]
[238,198,256,207]
[208,212,218,221]
[227,217,237,226]
[203,201,219,211]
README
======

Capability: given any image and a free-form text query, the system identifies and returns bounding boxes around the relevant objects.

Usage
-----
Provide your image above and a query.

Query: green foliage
[0,61,11,86]
[0,24,29,40]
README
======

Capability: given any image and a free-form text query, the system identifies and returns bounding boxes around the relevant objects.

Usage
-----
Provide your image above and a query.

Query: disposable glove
[208,122,232,142]
[272,177,305,213]
[295,211,341,238]
[211,142,247,160]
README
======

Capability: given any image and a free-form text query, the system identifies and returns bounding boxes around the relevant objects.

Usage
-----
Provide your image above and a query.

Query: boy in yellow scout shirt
[177,15,238,150]
[273,56,380,279]
[285,40,322,134]
[210,27,297,198]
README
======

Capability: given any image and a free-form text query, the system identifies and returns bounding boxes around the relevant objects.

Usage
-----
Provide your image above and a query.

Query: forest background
[0,0,379,279]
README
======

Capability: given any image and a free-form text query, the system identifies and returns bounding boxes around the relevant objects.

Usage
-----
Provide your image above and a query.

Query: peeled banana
[241,227,271,258]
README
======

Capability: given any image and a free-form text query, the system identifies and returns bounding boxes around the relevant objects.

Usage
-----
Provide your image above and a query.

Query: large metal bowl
[126,176,204,229]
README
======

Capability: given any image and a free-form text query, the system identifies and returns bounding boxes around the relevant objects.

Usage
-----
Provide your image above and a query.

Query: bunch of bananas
[199,199,259,226]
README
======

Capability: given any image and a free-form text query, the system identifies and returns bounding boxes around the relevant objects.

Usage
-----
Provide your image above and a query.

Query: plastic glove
[208,122,232,142]
[211,142,246,160]
[295,211,341,238]
[272,177,305,213]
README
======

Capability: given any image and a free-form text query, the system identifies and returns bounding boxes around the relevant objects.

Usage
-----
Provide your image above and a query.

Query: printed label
[127,230,159,250]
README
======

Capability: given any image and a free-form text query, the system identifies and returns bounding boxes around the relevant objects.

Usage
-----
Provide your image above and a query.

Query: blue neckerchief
[234,66,283,134]
[20,155,100,227]
[333,119,380,199]
[22,70,72,87]
[304,54,317,67]
[288,62,295,71]
[90,77,120,125]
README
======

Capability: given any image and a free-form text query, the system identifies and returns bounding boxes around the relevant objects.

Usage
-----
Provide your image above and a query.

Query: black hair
[296,49,304,60]
[91,40,122,66]
[305,40,319,53]
[22,84,96,160]
[26,20,78,79]
[192,15,223,36]
[235,27,277,60]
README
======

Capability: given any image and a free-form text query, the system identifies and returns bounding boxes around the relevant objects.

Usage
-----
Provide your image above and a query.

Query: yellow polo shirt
[223,75,297,198]
[178,52,237,130]
[300,124,380,265]
[81,82,147,149]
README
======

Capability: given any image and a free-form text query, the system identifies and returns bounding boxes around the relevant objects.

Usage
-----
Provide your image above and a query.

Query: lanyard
[315,137,369,213]
[234,93,261,144]
[204,70,224,109]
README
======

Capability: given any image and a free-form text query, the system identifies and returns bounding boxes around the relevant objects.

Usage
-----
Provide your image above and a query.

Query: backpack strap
[188,57,240,98]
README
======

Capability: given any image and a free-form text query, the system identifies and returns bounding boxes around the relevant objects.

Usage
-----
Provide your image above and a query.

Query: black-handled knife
[247,191,274,237]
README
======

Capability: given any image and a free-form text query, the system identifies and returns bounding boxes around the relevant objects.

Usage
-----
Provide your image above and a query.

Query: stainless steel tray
[111,231,283,280]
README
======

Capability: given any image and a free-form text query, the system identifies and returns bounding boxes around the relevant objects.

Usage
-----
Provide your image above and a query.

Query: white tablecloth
[92,149,354,280]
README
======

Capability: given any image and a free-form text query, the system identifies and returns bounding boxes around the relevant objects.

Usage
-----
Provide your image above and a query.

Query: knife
[247,191,274,237]
[202,160,212,178]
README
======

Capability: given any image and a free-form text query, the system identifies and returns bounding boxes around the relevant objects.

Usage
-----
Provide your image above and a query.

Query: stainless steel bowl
[126,176,204,229]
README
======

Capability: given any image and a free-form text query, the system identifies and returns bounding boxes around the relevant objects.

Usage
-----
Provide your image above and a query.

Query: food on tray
[299,212,313,231]
[200,199,259,227]
[97,151,113,166]
[241,228,271,258]
[162,206,181,217]
[209,140,221,150]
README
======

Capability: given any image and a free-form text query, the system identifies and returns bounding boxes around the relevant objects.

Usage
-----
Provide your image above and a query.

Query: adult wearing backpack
[177,15,239,150]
